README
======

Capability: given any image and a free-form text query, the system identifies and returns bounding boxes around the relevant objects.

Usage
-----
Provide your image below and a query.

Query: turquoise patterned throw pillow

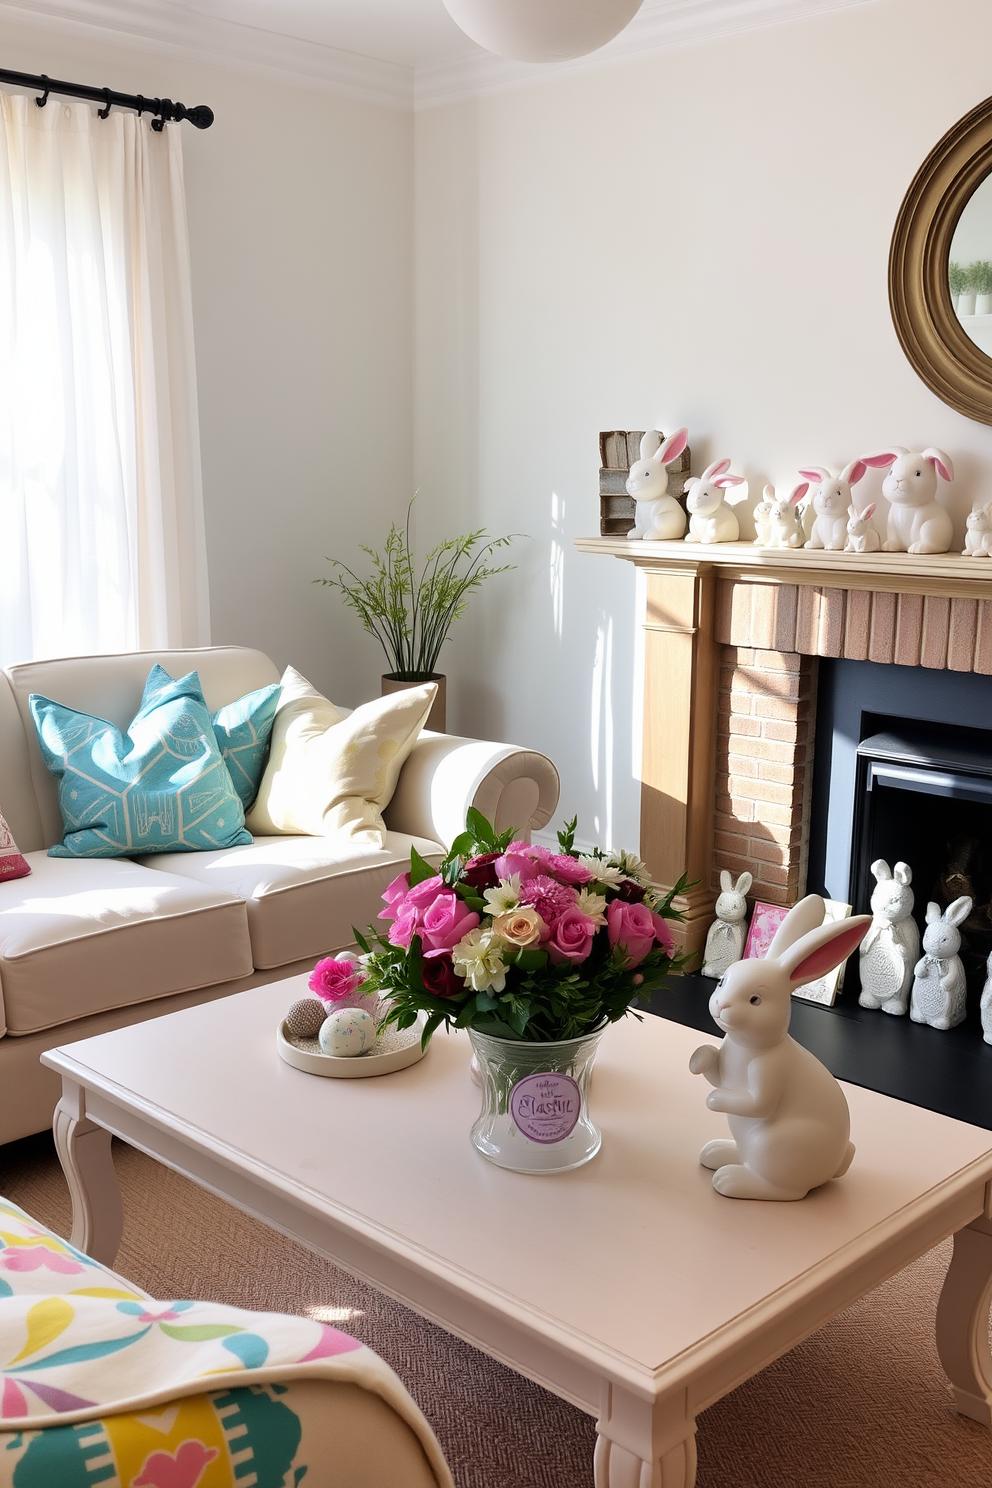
[30,669,254,857]
[143,664,280,810]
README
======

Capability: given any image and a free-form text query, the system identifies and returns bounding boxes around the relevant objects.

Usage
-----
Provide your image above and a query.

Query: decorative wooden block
[599,431,691,536]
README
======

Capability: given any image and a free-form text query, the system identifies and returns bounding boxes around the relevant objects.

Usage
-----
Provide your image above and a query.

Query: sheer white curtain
[0,92,210,666]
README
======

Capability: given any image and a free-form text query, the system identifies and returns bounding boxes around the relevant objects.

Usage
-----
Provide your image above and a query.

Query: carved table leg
[53,1084,123,1267]
[595,1383,697,1488]
[936,1214,992,1427]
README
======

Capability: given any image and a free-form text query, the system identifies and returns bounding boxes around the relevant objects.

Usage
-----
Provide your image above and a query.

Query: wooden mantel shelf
[575,536,992,600]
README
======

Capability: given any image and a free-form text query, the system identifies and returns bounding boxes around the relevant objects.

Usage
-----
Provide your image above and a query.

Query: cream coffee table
[43,977,992,1488]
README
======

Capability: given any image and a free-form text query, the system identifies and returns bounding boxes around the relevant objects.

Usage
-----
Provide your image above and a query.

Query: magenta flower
[378,871,411,921]
[421,890,480,956]
[606,900,657,968]
[494,844,541,883]
[541,851,592,885]
[388,907,422,950]
[651,912,675,952]
[546,907,597,965]
[519,874,579,926]
[401,875,445,913]
[309,956,366,1004]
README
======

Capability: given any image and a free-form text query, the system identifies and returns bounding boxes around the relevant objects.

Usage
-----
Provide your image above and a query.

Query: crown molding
[0,0,414,111]
[414,0,875,110]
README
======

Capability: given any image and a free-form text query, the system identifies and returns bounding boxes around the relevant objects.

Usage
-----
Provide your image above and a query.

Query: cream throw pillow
[244,667,437,845]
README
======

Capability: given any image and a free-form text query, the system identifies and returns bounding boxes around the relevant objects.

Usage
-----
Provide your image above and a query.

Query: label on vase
[509,1073,581,1144]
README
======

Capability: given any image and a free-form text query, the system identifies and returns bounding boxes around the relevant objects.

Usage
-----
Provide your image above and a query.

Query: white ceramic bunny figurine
[761,482,809,549]
[861,447,955,554]
[752,486,774,546]
[963,502,992,556]
[858,859,919,1015]
[684,461,747,544]
[625,428,690,541]
[980,949,992,1045]
[799,461,868,551]
[701,870,753,978]
[845,502,881,553]
[910,897,972,1029]
[689,895,870,1200]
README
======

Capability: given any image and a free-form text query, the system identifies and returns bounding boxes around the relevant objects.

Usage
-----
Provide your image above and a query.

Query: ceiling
[2,0,870,108]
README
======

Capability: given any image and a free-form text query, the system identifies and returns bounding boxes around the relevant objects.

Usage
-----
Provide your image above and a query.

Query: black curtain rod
[0,67,213,131]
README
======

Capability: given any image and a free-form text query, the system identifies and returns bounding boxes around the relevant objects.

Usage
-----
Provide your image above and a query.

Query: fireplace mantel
[577,535,992,956]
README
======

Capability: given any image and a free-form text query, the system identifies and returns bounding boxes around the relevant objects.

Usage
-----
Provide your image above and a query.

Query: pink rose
[606,900,656,968]
[420,891,480,956]
[494,843,541,883]
[402,875,445,912]
[388,907,422,950]
[309,956,366,1003]
[541,851,592,885]
[651,912,675,953]
[547,906,596,965]
[378,871,410,920]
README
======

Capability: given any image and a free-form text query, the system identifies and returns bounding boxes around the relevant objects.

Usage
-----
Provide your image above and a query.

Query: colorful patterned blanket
[0,1198,452,1487]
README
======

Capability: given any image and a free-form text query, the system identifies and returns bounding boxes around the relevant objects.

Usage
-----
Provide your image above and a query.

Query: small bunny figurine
[861,446,955,554]
[689,895,870,1200]
[761,482,809,549]
[845,502,881,553]
[980,950,992,1045]
[799,461,868,551]
[625,428,690,541]
[964,502,992,556]
[858,859,919,1015]
[752,486,774,546]
[702,870,753,978]
[684,461,748,543]
[910,897,972,1030]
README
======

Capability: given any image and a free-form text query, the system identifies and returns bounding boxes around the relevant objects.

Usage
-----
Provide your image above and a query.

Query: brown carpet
[0,1132,989,1488]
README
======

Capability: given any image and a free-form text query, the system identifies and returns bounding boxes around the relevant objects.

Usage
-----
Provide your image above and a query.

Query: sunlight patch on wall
[590,613,614,847]
[549,490,564,640]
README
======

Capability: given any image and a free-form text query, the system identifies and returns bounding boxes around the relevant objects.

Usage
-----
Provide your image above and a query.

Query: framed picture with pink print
[743,898,852,1004]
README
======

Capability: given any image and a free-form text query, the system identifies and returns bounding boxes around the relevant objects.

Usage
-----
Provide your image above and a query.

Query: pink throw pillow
[0,810,30,881]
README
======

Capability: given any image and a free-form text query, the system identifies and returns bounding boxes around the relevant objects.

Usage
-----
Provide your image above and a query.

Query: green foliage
[948,259,968,297]
[971,259,992,296]
[314,497,518,679]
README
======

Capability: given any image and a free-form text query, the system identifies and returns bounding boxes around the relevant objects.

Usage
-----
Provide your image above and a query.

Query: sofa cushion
[244,668,437,846]
[30,667,252,858]
[0,853,253,1035]
[138,832,445,970]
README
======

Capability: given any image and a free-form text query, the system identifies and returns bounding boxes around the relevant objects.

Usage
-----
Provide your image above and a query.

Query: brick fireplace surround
[575,538,992,957]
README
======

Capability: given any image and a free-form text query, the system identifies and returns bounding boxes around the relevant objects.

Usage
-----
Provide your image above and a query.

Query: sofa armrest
[384,733,560,849]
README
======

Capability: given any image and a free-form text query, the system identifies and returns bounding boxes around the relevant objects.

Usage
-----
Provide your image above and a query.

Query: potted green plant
[315,499,515,732]
[948,259,969,313]
[973,259,992,315]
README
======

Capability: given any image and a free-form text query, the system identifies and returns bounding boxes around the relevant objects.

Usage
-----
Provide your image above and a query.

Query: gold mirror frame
[890,94,992,425]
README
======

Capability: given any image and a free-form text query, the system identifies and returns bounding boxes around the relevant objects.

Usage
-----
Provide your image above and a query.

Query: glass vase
[467,1026,605,1173]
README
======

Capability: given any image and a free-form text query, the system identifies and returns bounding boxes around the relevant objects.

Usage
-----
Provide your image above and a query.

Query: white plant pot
[976,293,992,315]
[958,292,977,316]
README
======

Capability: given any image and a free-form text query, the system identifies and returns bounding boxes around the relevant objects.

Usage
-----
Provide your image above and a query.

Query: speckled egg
[285,997,326,1039]
[318,1007,377,1057]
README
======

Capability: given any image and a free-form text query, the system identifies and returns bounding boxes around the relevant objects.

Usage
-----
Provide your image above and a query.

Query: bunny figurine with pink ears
[625,427,690,541]
[799,461,868,551]
[684,460,748,543]
[689,895,870,1200]
[860,446,955,554]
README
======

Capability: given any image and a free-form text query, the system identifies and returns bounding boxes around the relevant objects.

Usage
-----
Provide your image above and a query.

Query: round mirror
[890,94,992,424]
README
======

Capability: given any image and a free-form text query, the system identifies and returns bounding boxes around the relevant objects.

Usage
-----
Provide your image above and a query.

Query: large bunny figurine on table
[625,428,690,541]
[799,461,868,551]
[861,447,955,554]
[910,897,972,1029]
[689,895,870,1200]
[702,870,753,977]
[684,461,747,543]
[858,859,919,1015]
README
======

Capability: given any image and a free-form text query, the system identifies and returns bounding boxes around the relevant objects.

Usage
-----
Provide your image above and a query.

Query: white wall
[0,15,414,704]
[414,0,992,854]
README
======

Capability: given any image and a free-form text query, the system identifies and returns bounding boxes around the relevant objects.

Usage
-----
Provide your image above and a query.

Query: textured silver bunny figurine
[980,950,992,1045]
[858,859,919,1016]
[910,897,972,1030]
[701,871,752,978]
[690,895,870,1201]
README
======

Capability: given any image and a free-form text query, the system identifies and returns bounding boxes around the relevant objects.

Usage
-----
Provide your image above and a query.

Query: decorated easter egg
[285,997,326,1039]
[318,1007,377,1057]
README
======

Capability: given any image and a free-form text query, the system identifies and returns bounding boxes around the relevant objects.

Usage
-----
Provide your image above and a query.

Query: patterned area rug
[0,1132,989,1488]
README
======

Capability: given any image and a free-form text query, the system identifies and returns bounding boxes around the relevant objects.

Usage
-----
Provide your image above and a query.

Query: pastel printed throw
[0,810,29,881]
[30,669,252,857]
[352,811,686,1044]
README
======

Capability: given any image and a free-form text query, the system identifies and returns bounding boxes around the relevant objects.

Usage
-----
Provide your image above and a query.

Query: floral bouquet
[347,810,687,1047]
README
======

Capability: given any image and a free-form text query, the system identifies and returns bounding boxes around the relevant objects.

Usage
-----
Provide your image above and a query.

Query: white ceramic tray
[277,1013,428,1079]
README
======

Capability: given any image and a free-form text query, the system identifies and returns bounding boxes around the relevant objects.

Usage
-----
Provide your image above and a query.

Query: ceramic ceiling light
[442,0,644,63]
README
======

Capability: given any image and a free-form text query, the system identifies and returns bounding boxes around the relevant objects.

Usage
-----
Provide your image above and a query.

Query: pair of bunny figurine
[785,449,956,555]
[625,428,750,544]
[752,467,877,552]
[859,859,973,1029]
[690,894,870,1201]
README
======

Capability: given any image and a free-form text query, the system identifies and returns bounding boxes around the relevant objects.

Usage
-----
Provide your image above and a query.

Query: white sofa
[0,646,559,1144]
